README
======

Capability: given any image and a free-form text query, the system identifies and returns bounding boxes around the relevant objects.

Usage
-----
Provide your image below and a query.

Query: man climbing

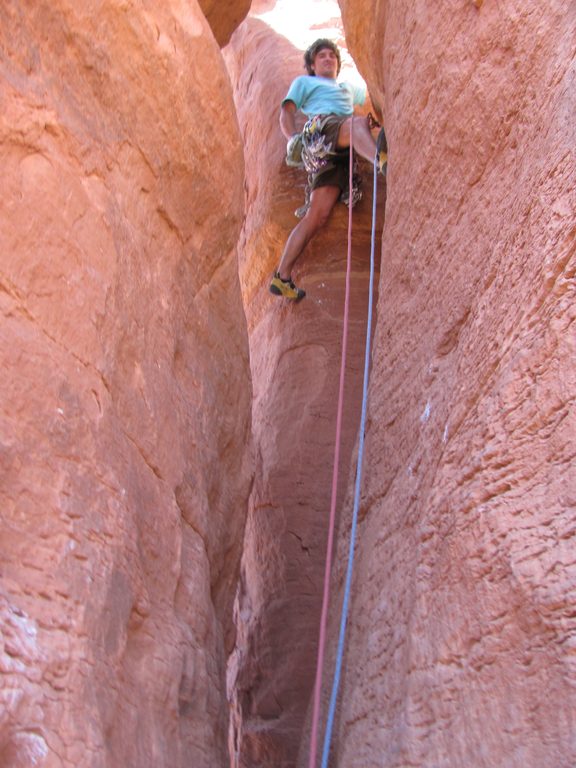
[270,38,387,301]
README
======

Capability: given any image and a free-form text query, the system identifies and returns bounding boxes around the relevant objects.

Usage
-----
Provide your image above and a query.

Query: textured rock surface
[224,9,384,767]
[331,1,576,766]
[2,0,574,766]
[0,2,251,767]
[198,0,252,47]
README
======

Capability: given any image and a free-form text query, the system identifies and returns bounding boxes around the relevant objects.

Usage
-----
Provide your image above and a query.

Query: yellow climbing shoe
[269,272,306,301]
[376,127,388,177]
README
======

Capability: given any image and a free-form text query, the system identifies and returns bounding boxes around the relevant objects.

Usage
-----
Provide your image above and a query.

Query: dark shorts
[290,113,362,218]
[312,158,349,191]
[302,114,350,192]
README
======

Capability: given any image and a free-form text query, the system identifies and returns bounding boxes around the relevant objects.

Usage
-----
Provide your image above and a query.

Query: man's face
[312,47,338,78]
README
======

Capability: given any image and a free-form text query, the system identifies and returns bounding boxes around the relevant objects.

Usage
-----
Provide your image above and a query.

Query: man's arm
[279,100,298,140]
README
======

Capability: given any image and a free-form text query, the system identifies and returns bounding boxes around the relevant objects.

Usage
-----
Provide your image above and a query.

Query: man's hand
[367,112,381,130]
[285,133,304,167]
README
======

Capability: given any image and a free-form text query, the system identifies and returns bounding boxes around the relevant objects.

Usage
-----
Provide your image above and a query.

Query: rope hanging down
[307,117,356,768]
[307,120,379,768]
[320,147,378,768]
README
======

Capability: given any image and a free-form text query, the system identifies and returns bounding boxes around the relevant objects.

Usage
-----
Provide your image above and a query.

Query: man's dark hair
[304,38,342,77]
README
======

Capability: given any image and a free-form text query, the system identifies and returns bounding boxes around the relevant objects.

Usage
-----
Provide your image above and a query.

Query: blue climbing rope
[320,150,379,768]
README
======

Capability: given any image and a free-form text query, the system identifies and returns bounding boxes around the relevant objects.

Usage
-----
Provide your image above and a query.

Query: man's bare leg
[277,185,341,279]
[336,115,378,163]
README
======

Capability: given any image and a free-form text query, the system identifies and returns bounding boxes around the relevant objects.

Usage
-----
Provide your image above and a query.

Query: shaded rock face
[226,1,575,767]
[333,1,576,767]
[198,0,252,47]
[0,2,252,767]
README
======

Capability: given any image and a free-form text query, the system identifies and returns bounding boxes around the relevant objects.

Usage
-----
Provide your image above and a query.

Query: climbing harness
[291,115,363,219]
[307,120,380,768]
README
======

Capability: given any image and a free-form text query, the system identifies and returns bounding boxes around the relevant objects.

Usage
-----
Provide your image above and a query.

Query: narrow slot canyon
[1,2,574,768]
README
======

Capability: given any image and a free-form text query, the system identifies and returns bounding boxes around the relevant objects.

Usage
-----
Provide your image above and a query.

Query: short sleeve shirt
[282,75,366,117]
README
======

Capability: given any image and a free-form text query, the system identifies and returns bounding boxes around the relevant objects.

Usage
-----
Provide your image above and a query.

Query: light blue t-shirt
[282,75,366,117]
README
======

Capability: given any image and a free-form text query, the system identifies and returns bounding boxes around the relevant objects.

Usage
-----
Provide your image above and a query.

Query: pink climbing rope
[308,117,355,768]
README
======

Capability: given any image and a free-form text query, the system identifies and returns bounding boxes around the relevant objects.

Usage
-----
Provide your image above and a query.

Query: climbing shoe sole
[270,274,306,301]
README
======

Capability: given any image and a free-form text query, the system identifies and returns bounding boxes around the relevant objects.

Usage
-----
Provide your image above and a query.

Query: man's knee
[306,198,337,228]
[305,208,330,231]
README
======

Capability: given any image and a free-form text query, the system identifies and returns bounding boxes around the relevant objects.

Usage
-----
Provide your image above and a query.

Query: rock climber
[270,37,387,301]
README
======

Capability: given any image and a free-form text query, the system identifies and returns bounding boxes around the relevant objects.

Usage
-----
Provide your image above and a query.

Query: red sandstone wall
[2,0,574,766]
[0,2,252,767]
[331,1,576,766]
